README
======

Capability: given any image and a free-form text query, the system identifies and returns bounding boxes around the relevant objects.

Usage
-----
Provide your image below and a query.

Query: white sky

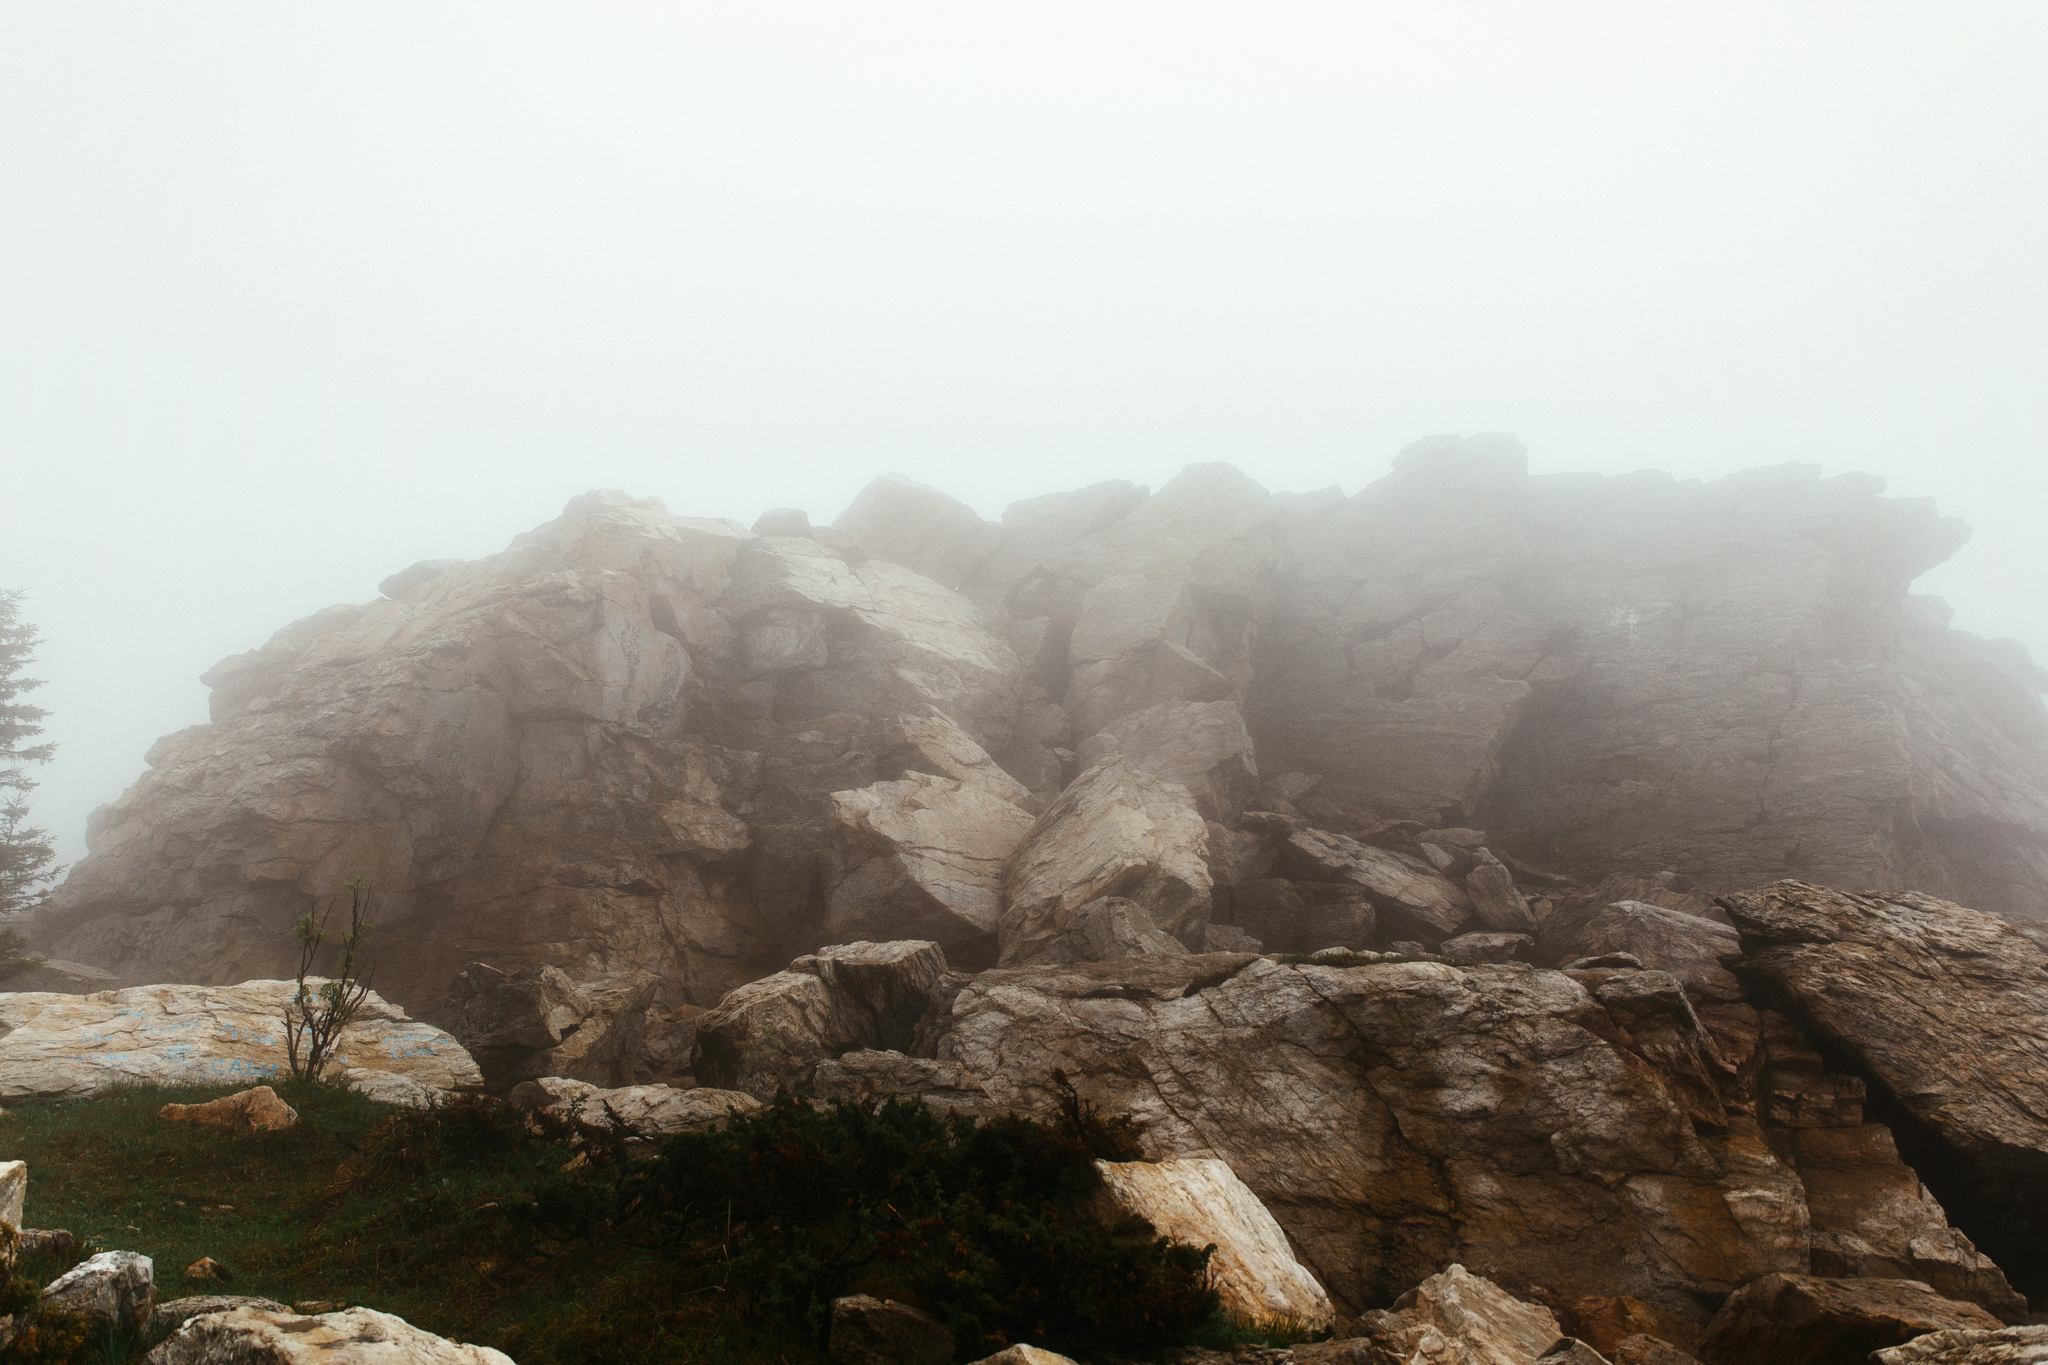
[4,2,2045,870]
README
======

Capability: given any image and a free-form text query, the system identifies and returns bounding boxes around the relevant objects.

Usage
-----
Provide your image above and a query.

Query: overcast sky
[3,2,2045,871]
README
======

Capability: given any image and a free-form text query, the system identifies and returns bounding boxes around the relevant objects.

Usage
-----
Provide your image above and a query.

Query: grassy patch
[0,1082,1258,1364]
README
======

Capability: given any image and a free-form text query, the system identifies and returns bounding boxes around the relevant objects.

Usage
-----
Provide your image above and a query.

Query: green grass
[0,1079,819,1364]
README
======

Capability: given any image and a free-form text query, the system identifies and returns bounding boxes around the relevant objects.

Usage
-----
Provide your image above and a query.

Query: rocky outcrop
[921,953,1813,1319]
[1721,881,2048,1273]
[1695,1274,2002,1365]
[1093,1158,1335,1329]
[693,940,948,1097]
[0,981,480,1102]
[1538,900,1741,1003]
[141,1305,514,1364]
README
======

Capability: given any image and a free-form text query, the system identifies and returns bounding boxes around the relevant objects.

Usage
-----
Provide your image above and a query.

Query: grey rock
[1463,850,1536,933]
[695,940,949,1098]
[1074,699,1260,823]
[828,1294,953,1365]
[43,1250,154,1335]
[445,962,660,1092]
[751,507,813,537]
[833,474,999,592]
[1030,897,1189,966]
[151,1295,292,1333]
[1439,931,1533,963]
[811,1050,997,1119]
[822,773,1036,970]
[1875,1327,2048,1364]
[999,758,1213,967]
[1202,923,1264,953]
[1273,825,1472,940]
[1538,900,1741,1002]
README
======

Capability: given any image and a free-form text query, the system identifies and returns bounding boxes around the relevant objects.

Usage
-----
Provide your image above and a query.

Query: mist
[4,1,2045,872]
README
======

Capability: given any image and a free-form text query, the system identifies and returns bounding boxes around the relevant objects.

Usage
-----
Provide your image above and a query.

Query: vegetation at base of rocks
[283,879,375,1081]
[0,588,60,918]
[0,1080,1230,1363]
[509,1087,1214,1360]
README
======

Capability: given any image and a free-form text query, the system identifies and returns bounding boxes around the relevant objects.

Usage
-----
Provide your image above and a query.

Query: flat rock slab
[0,980,481,1102]
[141,1305,514,1364]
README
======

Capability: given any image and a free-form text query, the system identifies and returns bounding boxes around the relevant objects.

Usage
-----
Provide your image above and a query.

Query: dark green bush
[511,1087,1217,1360]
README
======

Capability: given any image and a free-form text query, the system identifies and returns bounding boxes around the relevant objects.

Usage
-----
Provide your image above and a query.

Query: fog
[3,2,2045,871]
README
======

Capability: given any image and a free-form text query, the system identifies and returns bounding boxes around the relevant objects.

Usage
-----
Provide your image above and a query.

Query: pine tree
[0,589,59,918]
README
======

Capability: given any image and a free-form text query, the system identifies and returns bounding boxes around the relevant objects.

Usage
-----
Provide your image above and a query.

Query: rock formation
[17,437,2048,1345]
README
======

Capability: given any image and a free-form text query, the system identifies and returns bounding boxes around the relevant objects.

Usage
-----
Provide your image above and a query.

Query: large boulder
[832,473,1000,592]
[0,981,480,1102]
[1695,1274,2003,1365]
[810,1050,997,1120]
[141,1305,513,1364]
[1355,1264,1567,1365]
[1272,824,1473,942]
[1073,700,1259,823]
[1028,897,1188,966]
[42,1251,154,1336]
[1720,881,2048,1264]
[999,759,1213,966]
[828,1293,954,1365]
[822,773,1036,970]
[694,941,948,1098]
[1093,1157,1335,1329]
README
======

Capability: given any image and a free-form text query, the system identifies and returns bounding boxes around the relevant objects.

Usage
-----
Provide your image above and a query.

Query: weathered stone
[1611,1337,1702,1365]
[1538,900,1741,1003]
[828,1293,953,1365]
[1093,1158,1335,1329]
[694,941,948,1097]
[0,981,479,1102]
[1875,1327,2048,1364]
[1464,851,1536,933]
[1273,826,1472,940]
[1696,1275,2003,1365]
[1790,1124,2023,1321]
[1226,879,1376,955]
[963,1347,1081,1365]
[1721,881,2048,1260]
[1074,700,1259,823]
[506,1076,761,1136]
[879,708,1039,810]
[0,959,119,994]
[1536,1343,1615,1365]
[43,1250,155,1336]
[1440,932,1533,964]
[183,1257,233,1283]
[151,1296,291,1334]
[0,1161,23,1230]
[158,1087,298,1133]
[1553,1295,1701,1359]
[926,957,1814,1318]
[141,1305,514,1364]
[1357,1264,1565,1365]
[822,773,1036,969]
[1030,897,1188,966]
[832,474,1000,593]
[1203,924,1264,953]
[811,1050,997,1120]
[999,759,1213,966]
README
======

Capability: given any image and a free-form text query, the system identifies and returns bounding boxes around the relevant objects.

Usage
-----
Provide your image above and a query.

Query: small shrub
[284,879,375,1081]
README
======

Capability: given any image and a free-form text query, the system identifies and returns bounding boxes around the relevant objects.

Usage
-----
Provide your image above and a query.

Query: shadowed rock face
[34,442,2048,1025]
